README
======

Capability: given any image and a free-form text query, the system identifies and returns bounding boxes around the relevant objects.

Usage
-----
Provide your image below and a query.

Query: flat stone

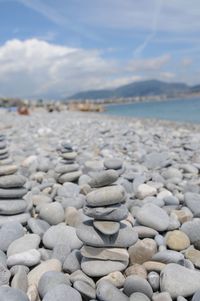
[86,185,126,207]
[181,219,200,249]
[0,187,27,199]
[0,221,24,251]
[104,159,123,170]
[160,263,200,298]
[27,218,50,237]
[88,170,118,188]
[93,220,120,235]
[38,271,71,298]
[81,257,128,277]
[165,230,190,251]
[58,171,82,183]
[43,284,82,301]
[136,203,169,232]
[77,220,138,248]
[96,280,129,301]
[0,165,18,176]
[43,224,83,250]
[152,250,184,263]
[128,238,157,264]
[28,259,62,286]
[60,151,77,159]
[32,194,52,206]
[55,163,79,174]
[123,275,153,298]
[136,184,157,199]
[0,200,27,215]
[0,212,30,226]
[58,195,85,209]
[185,192,200,217]
[81,246,129,261]
[39,202,64,225]
[74,280,96,299]
[83,204,128,221]
[0,175,26,188]
[0,287,29,301]
[7,234,41,256]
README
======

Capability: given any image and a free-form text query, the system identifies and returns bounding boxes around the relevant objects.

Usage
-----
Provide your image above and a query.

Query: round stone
[7,234,41,256]
[7,249,41,267]
[104,159,123,170]
[165,230,190,251]
[28,259,62,286]
[43,284,82,301]
[39,202,64,225]
[160,263,200,298]
[136,184,157,199]
[0,221,24,251]
[128,238,157,264]
[58,171,82,183]
[136,203,169,232]
[97,280,129,301]
[123,275,153,298]
[38,271,71,298]
[97,271,125,288]
[74,280,96,299]
[130,293,150,301]
[43,224,83,250]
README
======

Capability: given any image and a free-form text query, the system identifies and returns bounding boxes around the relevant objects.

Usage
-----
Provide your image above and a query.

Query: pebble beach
[0,109,200,300]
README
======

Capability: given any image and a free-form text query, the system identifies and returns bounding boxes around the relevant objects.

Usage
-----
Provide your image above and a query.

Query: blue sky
[0,0,199,98]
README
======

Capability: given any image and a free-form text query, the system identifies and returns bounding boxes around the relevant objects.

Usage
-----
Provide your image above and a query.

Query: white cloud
[0,39,183,99]
[127,54,171,72]
[181,58,193,67]
[160,72,175,80]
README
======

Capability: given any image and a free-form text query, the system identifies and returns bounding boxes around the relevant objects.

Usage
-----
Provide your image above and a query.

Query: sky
[0,0,200,99]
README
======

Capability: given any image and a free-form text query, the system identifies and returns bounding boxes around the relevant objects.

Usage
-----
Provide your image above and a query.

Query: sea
[104,97,200,124]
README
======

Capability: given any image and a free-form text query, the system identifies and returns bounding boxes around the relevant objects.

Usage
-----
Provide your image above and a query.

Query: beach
[0,109,200,300]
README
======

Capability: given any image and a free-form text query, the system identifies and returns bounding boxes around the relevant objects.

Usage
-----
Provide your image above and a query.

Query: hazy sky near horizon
[0,0,200,98]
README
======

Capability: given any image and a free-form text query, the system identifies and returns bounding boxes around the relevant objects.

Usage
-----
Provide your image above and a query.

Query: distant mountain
[68,80,191,100]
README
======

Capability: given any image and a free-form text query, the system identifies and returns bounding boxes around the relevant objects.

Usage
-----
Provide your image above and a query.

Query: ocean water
[105,97,200,123]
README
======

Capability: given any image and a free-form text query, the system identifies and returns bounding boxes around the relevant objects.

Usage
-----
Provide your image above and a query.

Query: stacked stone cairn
[0,134,28,225]
[55,142,82,183]
[77,169,138,277]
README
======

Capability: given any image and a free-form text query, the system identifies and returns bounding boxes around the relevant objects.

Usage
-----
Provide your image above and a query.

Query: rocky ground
[0,109,200,300]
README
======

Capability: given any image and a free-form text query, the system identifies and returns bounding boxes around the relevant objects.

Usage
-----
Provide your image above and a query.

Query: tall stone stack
[77,169,138,277]
[0,135,29,225]
[55,142,82,183]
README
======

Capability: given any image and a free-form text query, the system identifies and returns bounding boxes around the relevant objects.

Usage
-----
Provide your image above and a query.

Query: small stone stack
[77,169,138,277]
[0,136,29,225]
[0,134,10,165]
[55,142,82,183]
